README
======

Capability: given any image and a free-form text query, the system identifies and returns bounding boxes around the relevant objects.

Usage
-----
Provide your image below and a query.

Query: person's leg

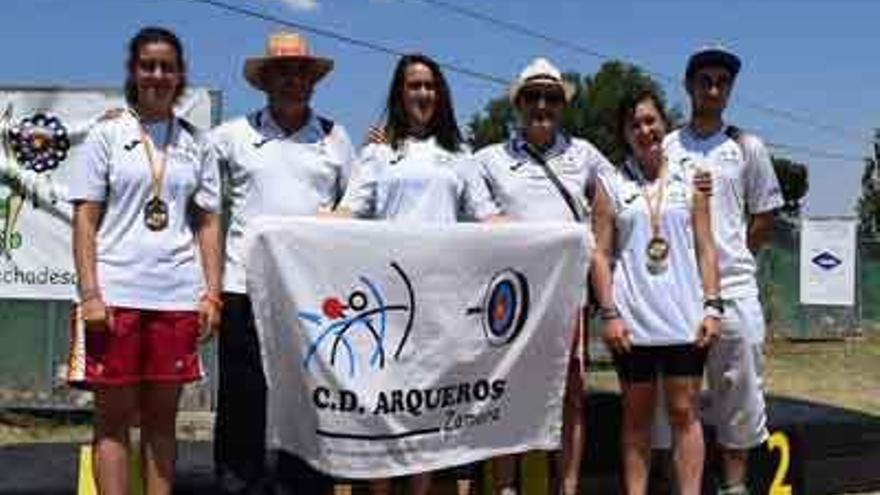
[649,382,674,495]
[214,293,269,493]
[409,472,433,495]
[619,380,658,495]
[663,376,704,495]
[140,383,183,495]
[556,319,586,495]
[368,479,393,495]
[614,346,660,495]
[93,386,139,495]
[492,454,518,494]
[706,298,768,494]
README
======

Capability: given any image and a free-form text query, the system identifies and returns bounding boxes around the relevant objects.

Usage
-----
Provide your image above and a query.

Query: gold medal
[132,110,173,232]
[144,196,169,231]
[639,158,669,276]
[646,236,669,275]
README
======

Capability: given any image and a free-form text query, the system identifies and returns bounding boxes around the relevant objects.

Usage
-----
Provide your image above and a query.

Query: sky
[2,0,878,215]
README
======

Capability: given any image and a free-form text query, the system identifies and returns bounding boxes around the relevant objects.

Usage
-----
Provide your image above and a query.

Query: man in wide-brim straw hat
[209,30,358,494]
[470,57,613,495]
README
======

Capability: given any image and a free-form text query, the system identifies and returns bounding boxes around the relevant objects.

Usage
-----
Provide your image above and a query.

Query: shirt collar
[508,131,570,161]
[252,107,325,143]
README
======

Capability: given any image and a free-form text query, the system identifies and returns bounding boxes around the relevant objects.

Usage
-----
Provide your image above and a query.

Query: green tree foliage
[857,131,880,234]
[771,157,809,216]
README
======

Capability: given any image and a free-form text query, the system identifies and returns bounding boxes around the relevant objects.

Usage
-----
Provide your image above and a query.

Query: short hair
[124,26,187,107]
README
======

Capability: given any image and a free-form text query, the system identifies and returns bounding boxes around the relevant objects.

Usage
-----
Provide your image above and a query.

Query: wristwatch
[703,296,725,320]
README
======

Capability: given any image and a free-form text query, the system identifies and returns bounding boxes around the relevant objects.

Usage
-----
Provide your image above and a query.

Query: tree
[857,130,880,235]
[771,157,809,217]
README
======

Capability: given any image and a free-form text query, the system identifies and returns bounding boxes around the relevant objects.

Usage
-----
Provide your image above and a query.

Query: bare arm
[72,201,106,327]
[692,189,721,346]
[591,184,630,353]
[747,211,774,255]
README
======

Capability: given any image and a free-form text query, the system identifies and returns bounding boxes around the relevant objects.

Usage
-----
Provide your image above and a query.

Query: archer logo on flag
[297,261,416,378]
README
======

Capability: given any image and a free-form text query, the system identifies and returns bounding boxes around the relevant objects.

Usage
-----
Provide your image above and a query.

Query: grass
[588,329,880,417]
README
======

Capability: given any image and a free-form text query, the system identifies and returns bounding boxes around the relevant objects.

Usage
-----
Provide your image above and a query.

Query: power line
[171,0,866,165]
[177,0,509,86]
[766,142,865,163]
[410,0,868,144]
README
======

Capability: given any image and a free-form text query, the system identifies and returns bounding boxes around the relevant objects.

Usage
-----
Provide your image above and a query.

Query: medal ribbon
[641,159,667,243]
[132,110,173,202]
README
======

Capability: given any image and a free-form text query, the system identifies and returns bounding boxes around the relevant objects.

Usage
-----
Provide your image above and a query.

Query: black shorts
[612,344,707,384]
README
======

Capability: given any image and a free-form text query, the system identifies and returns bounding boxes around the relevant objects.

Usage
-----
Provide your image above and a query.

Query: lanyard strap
[131,110,173,200]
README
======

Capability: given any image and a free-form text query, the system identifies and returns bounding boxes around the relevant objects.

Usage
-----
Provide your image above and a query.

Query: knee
[666,401,699,430]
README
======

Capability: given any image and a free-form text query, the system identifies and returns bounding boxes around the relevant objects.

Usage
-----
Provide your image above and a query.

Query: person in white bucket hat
[471,57,613,495]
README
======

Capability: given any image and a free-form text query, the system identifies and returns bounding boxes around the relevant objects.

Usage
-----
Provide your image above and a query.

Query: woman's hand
[693,169,713,196]
[365,126,389,145]
[696,316,720,348]
[80,296,110,331]
[198,293,222,342]
[602,317,632,354]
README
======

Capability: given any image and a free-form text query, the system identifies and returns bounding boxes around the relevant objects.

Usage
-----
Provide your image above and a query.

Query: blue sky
[3,0,878,215]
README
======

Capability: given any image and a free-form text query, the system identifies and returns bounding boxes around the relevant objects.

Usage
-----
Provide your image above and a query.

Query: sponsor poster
[246,218,590,478]
[799,218,857,306]
[0,87,216,299]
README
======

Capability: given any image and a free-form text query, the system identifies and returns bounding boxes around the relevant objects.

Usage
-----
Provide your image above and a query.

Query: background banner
[799,217,858,306]
[0,87,216,300]
[246,218,590,478]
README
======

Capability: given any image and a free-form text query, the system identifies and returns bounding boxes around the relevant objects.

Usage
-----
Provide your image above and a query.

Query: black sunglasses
[520,88,565,105]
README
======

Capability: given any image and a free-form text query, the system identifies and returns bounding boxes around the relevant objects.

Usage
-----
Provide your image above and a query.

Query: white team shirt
[472,132,612,222]
[600,159,703,345]
[339,136,497,223]
[69,112,221,310]
[664,127,783,299]
[209,108,357,293]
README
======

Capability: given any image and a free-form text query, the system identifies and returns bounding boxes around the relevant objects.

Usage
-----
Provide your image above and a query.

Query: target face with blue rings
[482,269,529,346]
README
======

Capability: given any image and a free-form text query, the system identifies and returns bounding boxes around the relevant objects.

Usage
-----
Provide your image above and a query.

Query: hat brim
[244,56,334,91]
[686,49,741,79]
[508,78,576,104]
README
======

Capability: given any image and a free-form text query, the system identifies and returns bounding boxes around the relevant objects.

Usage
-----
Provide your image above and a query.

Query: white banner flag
[246,218,590,479]
[0,87,217,300]
[799,218,858,306]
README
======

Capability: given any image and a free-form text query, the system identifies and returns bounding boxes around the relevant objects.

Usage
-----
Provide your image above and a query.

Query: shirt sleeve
[596,163,622,214]
[741,135,784,214]
[584,143,615,202]
[68,121,112,202]
[457,153,500,221]
[339,143,385,217]
[465,150,504,220]
[193,136,222,213]
[330,125,359,207]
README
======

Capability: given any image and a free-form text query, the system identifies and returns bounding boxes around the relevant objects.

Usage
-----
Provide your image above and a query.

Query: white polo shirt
[664,126,783,299]
[209,108,357,294]
[69,112,221,310]
[472,133,612,222]
[599,159,703,345]
[339,136,498,223]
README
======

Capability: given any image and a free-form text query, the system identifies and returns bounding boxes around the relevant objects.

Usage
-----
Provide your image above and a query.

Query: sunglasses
[519,88,565,105]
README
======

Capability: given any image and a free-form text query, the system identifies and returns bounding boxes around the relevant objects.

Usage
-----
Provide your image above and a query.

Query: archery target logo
[468,268,530,346]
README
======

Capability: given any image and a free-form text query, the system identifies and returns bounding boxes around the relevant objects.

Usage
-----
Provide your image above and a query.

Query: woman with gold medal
[591,88,720,495]
[68,27,222,495]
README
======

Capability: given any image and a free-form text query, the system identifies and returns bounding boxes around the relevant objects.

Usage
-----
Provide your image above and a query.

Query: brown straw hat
[243,31,334,91]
